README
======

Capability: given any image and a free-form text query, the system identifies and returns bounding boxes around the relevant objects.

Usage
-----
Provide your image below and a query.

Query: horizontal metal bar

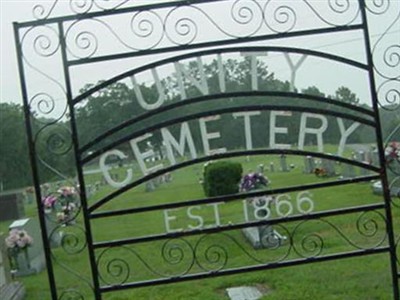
[73,40,367,104]
[82,104,376,165]
[14,0,223,28]
[93,202,385,249]
[88,148,380,213]
[68,25,364,67]
[79,91,374,154]
[100,246,389,293]
[90,173,380,219]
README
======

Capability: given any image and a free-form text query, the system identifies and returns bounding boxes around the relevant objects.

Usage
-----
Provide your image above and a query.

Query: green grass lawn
[2,151,399,299]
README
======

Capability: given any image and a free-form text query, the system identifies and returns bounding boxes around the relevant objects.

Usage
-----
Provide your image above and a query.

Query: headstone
[321,159,335,177]
[257,164,264,175]
[356,150,365,162]
[0,191,25,222]
[145,180,155,192]
[164,172,172,183]
[360,161,369,176]
[8,218,45,276]
[371,150,379,166]
[303,156,315,174]
[24,187,35,204]
[226,286,263,300]
[269,162,274,172]
[0,233,25,300]
[280,155,289,172]
[342,163,356,179]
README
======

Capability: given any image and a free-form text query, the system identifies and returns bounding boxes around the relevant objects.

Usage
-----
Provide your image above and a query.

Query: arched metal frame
[13,1,399,299]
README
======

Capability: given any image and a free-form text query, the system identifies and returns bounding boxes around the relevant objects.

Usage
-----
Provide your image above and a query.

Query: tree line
[1,57,398,190]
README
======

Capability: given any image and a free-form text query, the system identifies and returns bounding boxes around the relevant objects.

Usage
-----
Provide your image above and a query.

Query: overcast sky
[1,0,399,108]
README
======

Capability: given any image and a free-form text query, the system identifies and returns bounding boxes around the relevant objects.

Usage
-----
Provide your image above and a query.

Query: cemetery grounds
[1,145,398,300]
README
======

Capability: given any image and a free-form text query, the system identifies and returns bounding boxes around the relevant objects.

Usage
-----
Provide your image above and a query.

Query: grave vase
[8,247,31,275]
[15,249,30,273]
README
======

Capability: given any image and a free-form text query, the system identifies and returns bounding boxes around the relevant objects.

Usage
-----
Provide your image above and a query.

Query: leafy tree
[0,103,31,189]
[334,86,359,105]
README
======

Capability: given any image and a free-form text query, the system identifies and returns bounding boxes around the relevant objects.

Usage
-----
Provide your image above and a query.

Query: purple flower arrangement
[240,172,270,192]
[42,195,57,209]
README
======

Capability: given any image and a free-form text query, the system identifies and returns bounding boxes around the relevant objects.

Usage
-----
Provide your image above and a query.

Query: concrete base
[13,252,45,277]
[372,181,400,197]
[242,226,286,249]
[0,281,26,300]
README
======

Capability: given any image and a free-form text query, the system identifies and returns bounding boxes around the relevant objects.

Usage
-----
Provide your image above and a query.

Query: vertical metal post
[13,22,59,300]
[57,21,102,299]
[358,1,399,298]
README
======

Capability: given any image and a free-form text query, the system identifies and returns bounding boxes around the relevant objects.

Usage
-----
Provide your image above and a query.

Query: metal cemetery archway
[14,1,399,299]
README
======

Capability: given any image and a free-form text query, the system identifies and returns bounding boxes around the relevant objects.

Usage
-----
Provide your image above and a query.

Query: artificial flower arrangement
[41,185,78,225]
[5,229,33,270]
[240,172,270,192]
[385,142,400,164]
[240,172,275,213]
[42,195,57,211]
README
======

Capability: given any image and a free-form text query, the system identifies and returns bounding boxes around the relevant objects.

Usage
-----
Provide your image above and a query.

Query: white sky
[1,0,399,107]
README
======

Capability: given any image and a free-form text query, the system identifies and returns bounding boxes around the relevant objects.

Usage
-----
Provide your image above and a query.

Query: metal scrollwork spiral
[264,2,297,33]
[372,5,400,80]
[355,211,386,247]
[32,1,58,20]
[69,0,93,15]
[97,247,132,286]
[303,0,359,26]
[44,125,73,156]
[366,0,390,15]
[227,0,263,36]
[389,178,400,208]
[161,238,193,267]
[328,0,350,14]
[377,80,400,110]
[259,226,285,250]
[232,0,257,25]
[60,226,87,255]
[194,235,228,272]
[33,27,60,57]
[73,29,98,59]
[105,258,130,285]
[130,11,164,49]
[383,45,400,75]
[165,7,198,46]
[29,93,56,116]
[297,232,324,258]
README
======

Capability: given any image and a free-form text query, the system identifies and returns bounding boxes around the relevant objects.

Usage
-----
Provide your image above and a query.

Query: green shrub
[203,160,243,197]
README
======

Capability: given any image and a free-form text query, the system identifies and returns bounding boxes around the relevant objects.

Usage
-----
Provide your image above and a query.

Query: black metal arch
[79,90,375,155]
[82,103,376,165]
[13,0,399,299]
[73,45,369,104]
[89,148,381,214]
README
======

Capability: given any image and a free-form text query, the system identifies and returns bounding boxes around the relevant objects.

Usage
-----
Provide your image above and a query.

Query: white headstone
[9,218,45,276]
